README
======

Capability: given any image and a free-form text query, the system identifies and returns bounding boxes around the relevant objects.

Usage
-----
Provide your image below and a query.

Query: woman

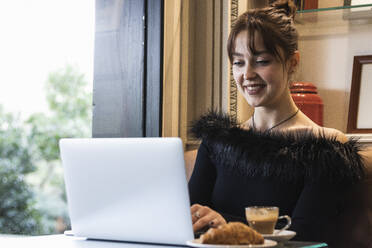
[188,0,370,246]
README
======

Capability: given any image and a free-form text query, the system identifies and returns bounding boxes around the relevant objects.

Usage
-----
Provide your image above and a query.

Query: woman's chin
[243,96,264,108]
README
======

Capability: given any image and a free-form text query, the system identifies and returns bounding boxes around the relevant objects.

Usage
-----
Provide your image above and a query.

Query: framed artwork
[345,0,372,6]
[347,55,372,133]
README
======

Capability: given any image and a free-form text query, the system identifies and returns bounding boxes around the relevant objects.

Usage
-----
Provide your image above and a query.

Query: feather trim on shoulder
[190,110,237,140]
[190,111,366,185]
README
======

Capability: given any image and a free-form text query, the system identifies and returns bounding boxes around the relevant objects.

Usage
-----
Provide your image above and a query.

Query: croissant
[199,222,264,245]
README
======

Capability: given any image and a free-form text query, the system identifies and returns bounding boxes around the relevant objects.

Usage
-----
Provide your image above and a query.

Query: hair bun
[271,0,297,18]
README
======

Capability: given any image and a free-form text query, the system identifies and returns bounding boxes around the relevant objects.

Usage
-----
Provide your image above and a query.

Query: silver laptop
[59,137,194,245]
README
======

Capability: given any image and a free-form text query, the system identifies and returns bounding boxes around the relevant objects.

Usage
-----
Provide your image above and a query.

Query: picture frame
[344,0,352,6]
[344,0,372,6]
[347,55,372,133]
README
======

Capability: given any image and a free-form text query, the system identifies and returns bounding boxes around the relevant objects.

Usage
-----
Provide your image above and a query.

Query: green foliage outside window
[0,109,41,234]
[0,64,91,235]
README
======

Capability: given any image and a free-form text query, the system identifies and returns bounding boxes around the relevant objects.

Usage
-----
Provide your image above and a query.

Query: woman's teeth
[243,84,266,95]
[246,84,265,89]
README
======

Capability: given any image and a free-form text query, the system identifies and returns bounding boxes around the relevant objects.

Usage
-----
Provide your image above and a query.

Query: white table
[0,234,329,248]
[0,235,185,248]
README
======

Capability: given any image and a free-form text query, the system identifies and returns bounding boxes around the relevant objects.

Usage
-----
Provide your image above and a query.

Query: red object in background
[290,82,323,126]
[304,0,318,10]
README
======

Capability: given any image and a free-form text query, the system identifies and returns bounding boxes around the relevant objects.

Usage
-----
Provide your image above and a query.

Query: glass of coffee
[245,206,291,235]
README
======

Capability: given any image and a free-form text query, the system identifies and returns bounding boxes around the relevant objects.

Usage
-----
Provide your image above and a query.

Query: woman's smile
[242,82,267,95]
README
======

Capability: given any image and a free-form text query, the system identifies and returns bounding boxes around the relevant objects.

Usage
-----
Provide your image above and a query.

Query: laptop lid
[59,137,194,245]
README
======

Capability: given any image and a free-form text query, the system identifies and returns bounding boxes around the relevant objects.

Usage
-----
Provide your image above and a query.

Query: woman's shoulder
[318,127,348,143]
[191,111,365,183]
[191,110,348,143]
[286,124,348,143]
[281,111,347,142]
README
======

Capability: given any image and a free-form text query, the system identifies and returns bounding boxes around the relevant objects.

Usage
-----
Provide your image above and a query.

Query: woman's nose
[243,65,256,80]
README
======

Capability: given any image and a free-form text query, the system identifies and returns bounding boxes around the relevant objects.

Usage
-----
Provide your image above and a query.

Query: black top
[188,112,365,243]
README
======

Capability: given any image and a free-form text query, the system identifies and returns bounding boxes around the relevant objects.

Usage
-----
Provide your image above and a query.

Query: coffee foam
[246,214,277,221]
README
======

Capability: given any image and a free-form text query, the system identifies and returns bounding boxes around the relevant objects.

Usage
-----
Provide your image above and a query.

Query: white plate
[186,239,277,248]
[262,230,296,242]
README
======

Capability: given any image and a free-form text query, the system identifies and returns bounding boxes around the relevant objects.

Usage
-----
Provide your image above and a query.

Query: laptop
[59,137,194,245]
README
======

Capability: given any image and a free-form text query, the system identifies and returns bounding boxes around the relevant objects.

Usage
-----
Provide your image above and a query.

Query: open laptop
[59,137,194,245]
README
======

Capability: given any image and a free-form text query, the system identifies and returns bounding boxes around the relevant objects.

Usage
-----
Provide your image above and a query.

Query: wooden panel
[93,0,145,137]
[162,0,228,149]
[162,0,182,137]
[181,0,191,144]
[193,0,214,119]
[238,0,254,123]
[145,0,163,137]
[213,0,223,111]
[229,0,239,122]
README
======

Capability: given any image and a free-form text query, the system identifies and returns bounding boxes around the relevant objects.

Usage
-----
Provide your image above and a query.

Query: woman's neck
[252,94,298,131]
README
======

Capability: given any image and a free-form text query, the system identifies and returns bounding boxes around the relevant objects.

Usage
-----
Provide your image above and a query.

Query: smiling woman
[230,30,298,113]
[188,1,372,247]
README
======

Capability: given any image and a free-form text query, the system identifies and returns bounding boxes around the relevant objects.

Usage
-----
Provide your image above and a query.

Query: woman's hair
[227,0,298,64]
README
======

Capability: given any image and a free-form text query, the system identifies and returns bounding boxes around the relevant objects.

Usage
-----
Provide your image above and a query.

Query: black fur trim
[191,111,366,184]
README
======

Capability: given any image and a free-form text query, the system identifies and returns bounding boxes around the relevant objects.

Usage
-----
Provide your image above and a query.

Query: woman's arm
[188,141,217,206]
[290,181,345,242]
[188,141,247,231]
[188,141,230,231]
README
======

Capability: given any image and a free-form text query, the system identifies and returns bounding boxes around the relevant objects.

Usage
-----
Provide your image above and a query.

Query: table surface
[0,235,328,248]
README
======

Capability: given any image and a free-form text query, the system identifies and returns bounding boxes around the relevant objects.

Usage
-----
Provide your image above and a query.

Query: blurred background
[0,0,94,235]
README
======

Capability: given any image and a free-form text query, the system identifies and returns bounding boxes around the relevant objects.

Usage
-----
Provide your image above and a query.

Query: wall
[318,0,344,8]
[296,13,372,132]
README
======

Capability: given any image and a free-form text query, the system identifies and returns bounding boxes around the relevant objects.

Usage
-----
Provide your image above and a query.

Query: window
[0,0,94,235]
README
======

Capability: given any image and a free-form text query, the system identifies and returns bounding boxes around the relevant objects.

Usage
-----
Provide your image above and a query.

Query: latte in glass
[245,206,279,234]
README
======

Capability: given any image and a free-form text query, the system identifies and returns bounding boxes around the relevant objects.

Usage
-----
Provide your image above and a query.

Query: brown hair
[227,0,298,65]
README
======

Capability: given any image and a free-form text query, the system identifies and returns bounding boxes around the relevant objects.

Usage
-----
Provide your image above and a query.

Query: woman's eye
[256,60,270,65]
[233,61,243,66]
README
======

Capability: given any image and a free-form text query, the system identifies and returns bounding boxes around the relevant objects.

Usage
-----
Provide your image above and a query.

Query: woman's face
[232,30,294,108]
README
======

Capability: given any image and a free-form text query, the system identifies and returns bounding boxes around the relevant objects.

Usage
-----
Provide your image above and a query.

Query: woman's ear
[289,51,300,73]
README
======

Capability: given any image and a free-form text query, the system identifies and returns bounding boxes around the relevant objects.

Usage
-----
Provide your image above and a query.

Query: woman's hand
[191,204,227,232]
